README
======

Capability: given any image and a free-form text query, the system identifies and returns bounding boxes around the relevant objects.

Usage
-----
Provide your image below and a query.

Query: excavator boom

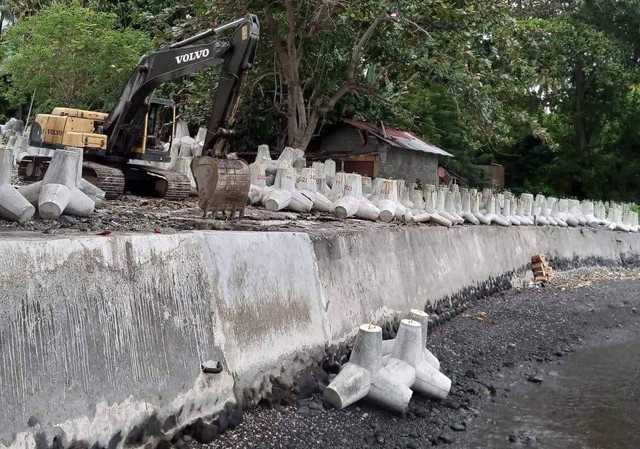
[104,14,260,161]
[23,14,259,213]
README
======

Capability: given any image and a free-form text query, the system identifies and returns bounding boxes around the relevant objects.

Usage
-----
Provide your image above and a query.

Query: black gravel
[181,268,640,449]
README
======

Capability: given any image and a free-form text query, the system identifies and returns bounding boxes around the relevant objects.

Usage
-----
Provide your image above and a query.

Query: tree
[0,1,153,113]
[211,1,404,150]
[494,0,640,199]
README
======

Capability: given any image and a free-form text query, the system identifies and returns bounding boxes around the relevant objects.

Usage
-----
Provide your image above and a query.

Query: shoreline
[189,267,640,449]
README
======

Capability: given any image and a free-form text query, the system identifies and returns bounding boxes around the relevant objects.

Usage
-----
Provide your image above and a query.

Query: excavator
[19,14,259,215]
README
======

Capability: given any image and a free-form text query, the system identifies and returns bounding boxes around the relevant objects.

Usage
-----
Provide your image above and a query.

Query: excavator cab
[130,97,175,162]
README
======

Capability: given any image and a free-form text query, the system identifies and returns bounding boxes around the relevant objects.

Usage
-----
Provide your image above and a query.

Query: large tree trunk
[265,2,385,152]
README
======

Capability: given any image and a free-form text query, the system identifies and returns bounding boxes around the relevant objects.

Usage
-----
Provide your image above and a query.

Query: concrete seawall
[1,226,639,448]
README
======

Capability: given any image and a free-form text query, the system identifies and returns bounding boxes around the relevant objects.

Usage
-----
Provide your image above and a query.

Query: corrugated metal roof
[342,119,454,157]
[385,128,454,157]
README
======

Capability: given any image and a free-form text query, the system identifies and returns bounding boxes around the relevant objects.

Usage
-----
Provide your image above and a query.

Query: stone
[323,360,341,375]
[162,414,177,433]
[438,434,455,444]
[527,375,543,384]
[173,440,188,449]
[124,425,145,445]
[67,441,90,449]
[295,372,317,399]
[229,406,244,428]
[451,422,466,432]
[52,435,66,449]
[59,215,79,226]
[107,432,122,449]
[154,440,171,449]
[144,415,163,437]
[214,408,229,433]
[444,399,461,410]
[464,369,476,379]
[188,419,219,444]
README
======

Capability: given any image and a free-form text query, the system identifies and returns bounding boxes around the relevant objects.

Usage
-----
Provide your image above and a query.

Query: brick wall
[378,147,439,186]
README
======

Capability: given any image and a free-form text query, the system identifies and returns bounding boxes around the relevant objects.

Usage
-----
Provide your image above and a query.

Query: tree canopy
[0,0,639,201]
[0,1,152,112]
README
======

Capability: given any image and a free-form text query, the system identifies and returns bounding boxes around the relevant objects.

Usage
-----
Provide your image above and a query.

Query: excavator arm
[104,14,260,159]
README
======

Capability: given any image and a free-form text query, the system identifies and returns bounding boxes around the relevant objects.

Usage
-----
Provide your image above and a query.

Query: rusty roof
[342,119,454,158]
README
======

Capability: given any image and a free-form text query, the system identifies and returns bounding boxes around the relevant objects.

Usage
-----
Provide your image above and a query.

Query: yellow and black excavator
[19,14,259,216]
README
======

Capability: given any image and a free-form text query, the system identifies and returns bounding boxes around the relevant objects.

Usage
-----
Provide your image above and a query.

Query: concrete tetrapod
[311,162,332,197]
[19,148,96,219]
[501,193,521,226]
[296,167,332,212]
[386,319,451,400]
[40,149,95,218]
[381,310,441,370]
[0,146,35,223]
[413,185,452,226]
[484,195,510,227]
[248,162,268,204]
[436,186,459,224]
[324,324,413,412]
[461,190,480,225]
[331,173,380,220]
[471,190,491,225]
[69,147,106,206]
[263,167,313,213]
[377,179,398,222]
[368,178,410,222]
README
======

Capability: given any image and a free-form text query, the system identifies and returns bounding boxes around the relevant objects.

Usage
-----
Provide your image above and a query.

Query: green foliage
[493,1,640,200]
[0,1,153,113]
[0,0,639,201]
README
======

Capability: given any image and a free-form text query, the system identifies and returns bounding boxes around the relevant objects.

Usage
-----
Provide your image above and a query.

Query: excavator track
[138,167,191,201]
[18,156,50,182]
[82,161,126,199]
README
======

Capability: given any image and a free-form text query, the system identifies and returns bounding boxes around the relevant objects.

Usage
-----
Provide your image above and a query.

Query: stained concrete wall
[1,226,639,448]
[313,226,640,339]
[0,232,327,448]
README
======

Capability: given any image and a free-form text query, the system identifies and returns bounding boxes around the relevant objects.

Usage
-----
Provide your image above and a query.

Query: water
[464,340,640,449]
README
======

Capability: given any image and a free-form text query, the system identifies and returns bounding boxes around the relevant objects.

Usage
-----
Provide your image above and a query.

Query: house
[309,119,454,186]
[479,162,505,189]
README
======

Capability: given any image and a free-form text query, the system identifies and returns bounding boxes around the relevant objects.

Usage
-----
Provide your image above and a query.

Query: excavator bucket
[191,156,251,219]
